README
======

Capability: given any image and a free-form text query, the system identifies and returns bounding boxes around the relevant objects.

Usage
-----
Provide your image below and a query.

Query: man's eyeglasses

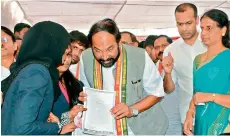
[1,37,8,43]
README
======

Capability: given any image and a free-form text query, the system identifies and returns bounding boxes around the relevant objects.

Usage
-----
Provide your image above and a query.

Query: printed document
[82,87,115,135]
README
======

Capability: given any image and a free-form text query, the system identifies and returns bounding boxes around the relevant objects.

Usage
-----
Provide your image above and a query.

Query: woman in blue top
[184,9,230,135]
[1,21,77,135]
[50,44,86,130]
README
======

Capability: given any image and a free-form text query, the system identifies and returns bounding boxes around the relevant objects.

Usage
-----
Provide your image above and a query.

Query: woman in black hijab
[1,21,76,135]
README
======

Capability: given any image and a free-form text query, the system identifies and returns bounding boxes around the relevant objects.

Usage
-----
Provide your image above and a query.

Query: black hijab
[1,21,71,101]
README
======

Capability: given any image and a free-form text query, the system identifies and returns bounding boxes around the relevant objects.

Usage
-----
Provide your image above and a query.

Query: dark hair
[61,70,83,108]
[14,23,31,33]
[144,35,158,48]
[69,30,90,49]
[175,3,198,18]
[156,35,173,44]
[121,31,139,43]
[88,18,121,45]
[138,41,145,48]
[201,9,229,48]
[1,26,16,42]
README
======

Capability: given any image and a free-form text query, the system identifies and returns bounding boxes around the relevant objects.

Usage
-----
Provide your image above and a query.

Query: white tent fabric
[1,0,230,36]
[1,0,31,32]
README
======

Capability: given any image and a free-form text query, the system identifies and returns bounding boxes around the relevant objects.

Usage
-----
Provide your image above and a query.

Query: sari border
[194,49,229,72]
[208,91,230,135]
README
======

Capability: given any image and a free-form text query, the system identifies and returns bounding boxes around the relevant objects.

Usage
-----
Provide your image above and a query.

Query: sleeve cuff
[60,111,72,126]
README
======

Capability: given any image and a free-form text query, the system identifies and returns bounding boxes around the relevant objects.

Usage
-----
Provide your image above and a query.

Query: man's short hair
[138,41,145,48]
[1,26,16,42]
[69,30,90,49]
[144,35,158,48]
[121,31,139,43]
[175,3,198,18]
[88,18,121,45]
[14,23,31,34]
[156,35,173,44]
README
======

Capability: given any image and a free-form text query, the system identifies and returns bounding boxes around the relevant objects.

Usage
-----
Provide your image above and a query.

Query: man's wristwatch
[131,108,139,117]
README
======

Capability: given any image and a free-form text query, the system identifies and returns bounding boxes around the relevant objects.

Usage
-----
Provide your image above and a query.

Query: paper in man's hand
[82,87,115,135]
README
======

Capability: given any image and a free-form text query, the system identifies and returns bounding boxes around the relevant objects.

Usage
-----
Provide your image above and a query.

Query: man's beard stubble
[71,56,80,64]
[158,51,163,61]
[93,46,120,68]
[180,29,197,41]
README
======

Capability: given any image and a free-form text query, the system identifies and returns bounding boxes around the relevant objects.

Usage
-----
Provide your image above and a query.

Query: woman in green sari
[184,9,230,135]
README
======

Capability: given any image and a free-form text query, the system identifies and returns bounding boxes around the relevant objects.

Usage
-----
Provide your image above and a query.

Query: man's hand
[162,52,174,74]
[60,122,76,134]
[110,103,133,120]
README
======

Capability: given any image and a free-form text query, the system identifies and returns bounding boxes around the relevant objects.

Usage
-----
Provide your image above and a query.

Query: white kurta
[69,63,80,79]
[1,66,10,81]
[163,37,207,124]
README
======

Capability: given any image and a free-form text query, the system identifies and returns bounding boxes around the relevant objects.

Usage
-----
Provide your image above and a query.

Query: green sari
[193,49,230,135]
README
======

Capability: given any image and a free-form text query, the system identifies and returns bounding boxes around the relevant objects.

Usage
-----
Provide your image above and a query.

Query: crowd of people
[1,2,230,135]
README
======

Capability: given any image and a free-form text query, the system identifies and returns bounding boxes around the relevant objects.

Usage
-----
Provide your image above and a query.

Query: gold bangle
[212,93,216,102]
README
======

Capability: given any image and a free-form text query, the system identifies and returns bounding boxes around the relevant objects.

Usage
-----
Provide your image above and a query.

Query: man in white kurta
[73,18,168,135]
[162,3,207,133]
[69,30,89,79]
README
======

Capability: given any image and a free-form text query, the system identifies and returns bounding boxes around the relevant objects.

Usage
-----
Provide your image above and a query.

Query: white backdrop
[1,0,230,37]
